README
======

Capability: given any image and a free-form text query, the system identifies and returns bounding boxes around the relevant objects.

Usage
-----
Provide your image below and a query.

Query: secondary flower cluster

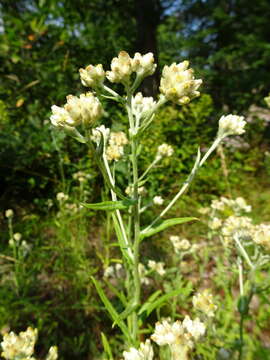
[1,327,57,360]
[122,314,207,360]
[192,289,217,318]
[106,131,129,162]
[200,196,270,253]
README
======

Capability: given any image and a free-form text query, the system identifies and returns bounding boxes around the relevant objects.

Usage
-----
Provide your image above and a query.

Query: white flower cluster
[103,263,123,279]
[151,316,206,349]
[91,125,110,146]
[1,327,38,360]
[156,143,174,160]
[106,131,128,161]
[160,61,202,105]
[192,289,217,318]
[221,215,253,242]
[148,260,166,276]
[73,171,91,183]
[5,209,14,218]
[252,224,270,252]
[50,92,103,129]
[169,235,191,252]
[56,192,69,202]
[153,195,164,206]
[264,93,270,108]
[79,64,105,88]
[1,328,58,360]
[106,51,156,85]
[132,92,156,120]
[8,232,31,256]
[218,114,246,137]
[204,196,251,216]
[202,196,270,255]
[123,339,153,360]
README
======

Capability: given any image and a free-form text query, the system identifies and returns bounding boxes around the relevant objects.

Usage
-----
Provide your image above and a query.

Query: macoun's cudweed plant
[0,327,57,360]
[49,50,246,359]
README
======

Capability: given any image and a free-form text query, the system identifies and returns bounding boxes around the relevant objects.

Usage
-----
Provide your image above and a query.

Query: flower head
[5,209,14,219]
[153,196,164,205]
[218,114,246,137]
[123,339,154,360]
[131,52,157,78]
[64,92,103,127]
[106,51,133,84]
[132,92,156,119]
[192,290,217,317]
[79,64,105,88]
[1,327,38,360]
[46,346,58,360]
[252,224,270,252]
[265,94,270,108]
[160,61,202,105]
[156,143,174,160]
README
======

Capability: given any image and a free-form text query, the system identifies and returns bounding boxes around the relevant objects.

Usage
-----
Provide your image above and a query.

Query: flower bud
[64,92,103,127]
[218,114,246,137]
[160,61,202,105]
[50,105,75,128]
[106,51,133,84]
[79,64,105,88]
[131,52,157,78]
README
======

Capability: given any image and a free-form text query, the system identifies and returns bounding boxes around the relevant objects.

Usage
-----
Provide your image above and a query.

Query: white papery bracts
[160,61,202,105]
[79,64,105,88]
[218,114,246,137]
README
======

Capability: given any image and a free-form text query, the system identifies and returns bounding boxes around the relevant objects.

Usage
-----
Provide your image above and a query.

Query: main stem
[131,137,141,341]
[126,91,141,342]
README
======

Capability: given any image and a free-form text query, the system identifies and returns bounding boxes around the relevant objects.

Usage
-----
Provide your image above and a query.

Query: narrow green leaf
[140,217,198,239]
[112,213,133,264]
[81,199,136,211]
[138,290,162,315]
[112,301,138,327]
[104,279,127,306]
[101,332,113,360]
[139,288,184,318]
[91,276,131,341]
[63,127,86,143]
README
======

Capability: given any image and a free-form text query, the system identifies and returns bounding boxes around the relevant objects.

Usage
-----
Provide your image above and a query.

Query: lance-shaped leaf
[139,288,184,318]
[112,213,134,264]
[81,199,136,211]
[140,217,198,240]
[64,126,86,143]
[101,332,113,360]
[91,276,131,342]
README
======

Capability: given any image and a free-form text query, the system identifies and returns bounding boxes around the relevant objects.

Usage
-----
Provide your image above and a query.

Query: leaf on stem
[140,217,198,240]
[139,288,184,318]
[91,276,131,341]
[81,199,136,211]
[112,213,134,264]
[101,332,113,360]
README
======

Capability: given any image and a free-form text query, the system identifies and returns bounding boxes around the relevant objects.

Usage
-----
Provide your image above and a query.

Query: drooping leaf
[140,217,198,239]
[91,276,131,341]
[81,199,136,211]
[112,213,134,264]
[139,288,184,318]
[101,332,113,360]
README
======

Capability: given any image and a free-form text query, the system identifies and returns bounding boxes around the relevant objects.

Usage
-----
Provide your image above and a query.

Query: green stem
[238,315,244,360]
[126,91,141,342]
